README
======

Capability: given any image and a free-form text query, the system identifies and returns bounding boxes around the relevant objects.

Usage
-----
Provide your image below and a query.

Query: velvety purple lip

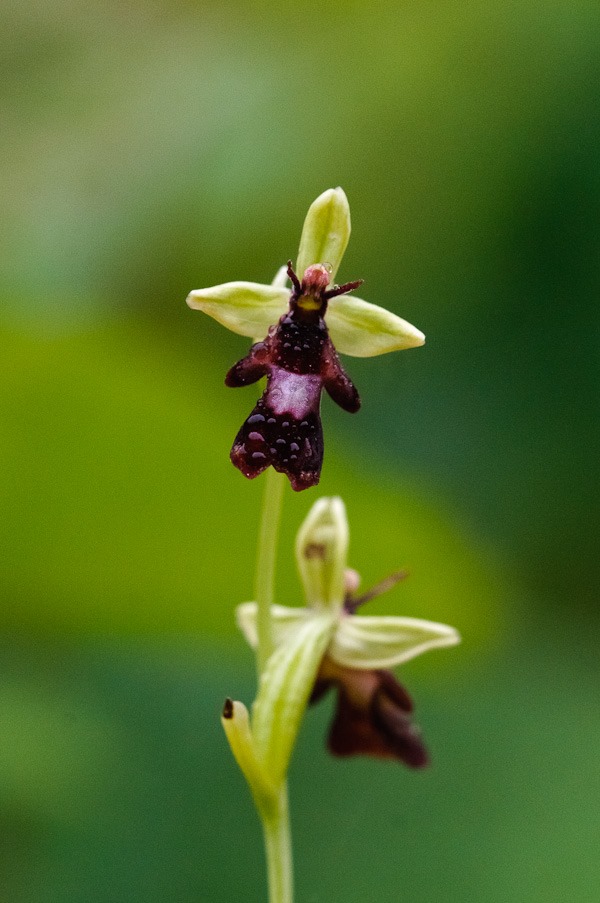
[265,369,322,418]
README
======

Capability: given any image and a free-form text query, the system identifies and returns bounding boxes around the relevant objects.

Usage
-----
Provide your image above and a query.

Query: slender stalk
[253,468,293,902]
[261,783,293,903]
[254,467,286,674]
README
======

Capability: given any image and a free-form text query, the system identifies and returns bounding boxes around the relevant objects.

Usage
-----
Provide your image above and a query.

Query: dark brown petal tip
[222,697,234,719]
[372,686,429,769]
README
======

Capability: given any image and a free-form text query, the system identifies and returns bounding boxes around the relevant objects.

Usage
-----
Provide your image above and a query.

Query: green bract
[187,188,425,357]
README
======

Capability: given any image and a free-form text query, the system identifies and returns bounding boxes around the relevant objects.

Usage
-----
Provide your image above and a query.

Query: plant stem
[262,783,293,903]
[254,467,286,674]
[254,468,292,901]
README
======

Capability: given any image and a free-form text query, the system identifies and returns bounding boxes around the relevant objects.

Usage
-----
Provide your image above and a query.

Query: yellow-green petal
[327,295,425,357]
[330,615,460,669]
[236,602,310,651]
[296,188,351,284]
[186,281,288,339]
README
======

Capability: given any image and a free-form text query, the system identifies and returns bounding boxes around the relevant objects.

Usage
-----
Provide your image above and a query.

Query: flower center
[297,264,330,311]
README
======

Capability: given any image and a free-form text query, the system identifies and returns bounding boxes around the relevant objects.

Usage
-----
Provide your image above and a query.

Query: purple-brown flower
[186,188,426,490]
[311,656,429,768]
[226,262,362,491]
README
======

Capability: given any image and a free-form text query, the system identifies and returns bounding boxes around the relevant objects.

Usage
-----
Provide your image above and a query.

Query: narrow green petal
[327,295,425,357]
[296,188,351,283]
[295,497,348,613]
[236,602,310,650]
[186,282,288,338]
[252,613,336,785]
[330,615,460,669]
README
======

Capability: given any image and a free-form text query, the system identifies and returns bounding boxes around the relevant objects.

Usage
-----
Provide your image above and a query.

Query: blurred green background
[1,1,599,900]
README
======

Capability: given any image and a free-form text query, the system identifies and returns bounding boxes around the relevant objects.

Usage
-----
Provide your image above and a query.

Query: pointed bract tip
[222,697,234,719]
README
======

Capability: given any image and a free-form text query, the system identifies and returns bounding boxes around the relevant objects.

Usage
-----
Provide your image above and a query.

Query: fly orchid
[232,498,460,776]
[187,188,425,490]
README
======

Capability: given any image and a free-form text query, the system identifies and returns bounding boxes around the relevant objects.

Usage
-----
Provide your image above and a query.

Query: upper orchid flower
[187,189,425,490]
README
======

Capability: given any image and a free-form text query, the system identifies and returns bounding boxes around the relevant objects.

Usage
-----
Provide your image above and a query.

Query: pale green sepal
[329,615,460,669]
[295,497,348,613]
[252,613,336,786]
[271,265,290,289]
[186,282,288,339]
[296,188,351,284]
[327,295,425,357]
[236,602,310,651]
[221,699,279,815]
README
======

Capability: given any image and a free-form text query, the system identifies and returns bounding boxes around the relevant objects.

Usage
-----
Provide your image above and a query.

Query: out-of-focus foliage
[1,0,598,900]
[0,320,501,639]
[2,0,598,615]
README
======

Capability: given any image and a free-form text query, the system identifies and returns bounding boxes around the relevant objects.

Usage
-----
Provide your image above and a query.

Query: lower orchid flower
[234,497,460,771]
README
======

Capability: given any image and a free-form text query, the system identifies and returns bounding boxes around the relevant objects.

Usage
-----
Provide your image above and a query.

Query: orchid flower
[230,498,460,779]
[187,189,425,490]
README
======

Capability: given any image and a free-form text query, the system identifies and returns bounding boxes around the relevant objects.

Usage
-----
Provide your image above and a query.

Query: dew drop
[276,438,286,446]
[267,417,276,424]
[248,414,265,425]
[282,421,290,428]
[251,452,266,462]
[248,431,264,442]
[290,442,300,452]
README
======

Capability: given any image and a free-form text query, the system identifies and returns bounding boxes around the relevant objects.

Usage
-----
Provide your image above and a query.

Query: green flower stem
[261,783,293,903]
[254,467,286,674]
[253,468,293,902]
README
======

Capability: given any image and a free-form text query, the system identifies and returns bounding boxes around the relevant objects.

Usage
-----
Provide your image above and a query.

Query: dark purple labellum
[310,657,429,768]
[225,262,362,491]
